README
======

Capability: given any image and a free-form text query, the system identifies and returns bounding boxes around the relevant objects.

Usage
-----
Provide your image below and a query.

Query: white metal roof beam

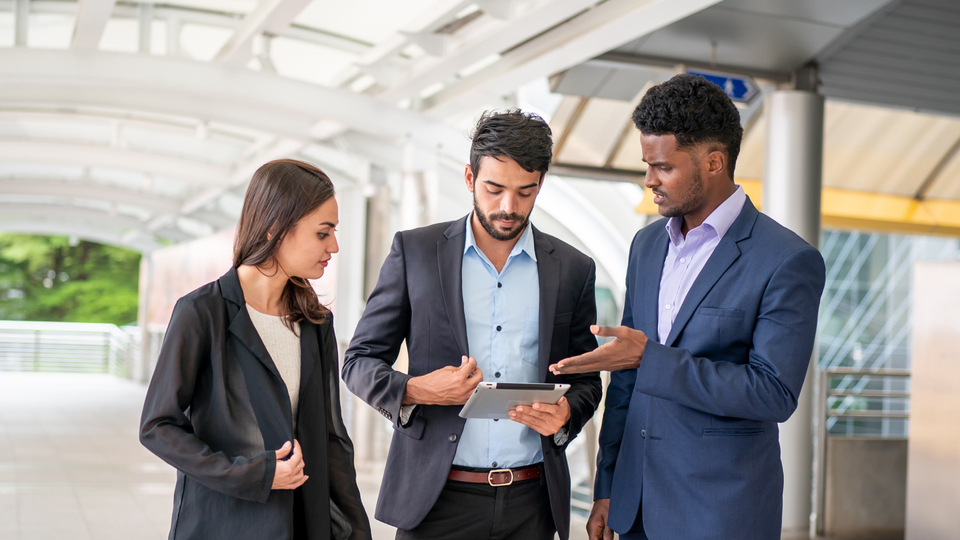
[0,203,146,230]
[0,221,162,252]
[0,179,181,214]
[0,140,231,186]
[423,0,723,119]
[72,0,119,50]
[376,0,600,104]
[0,49,469,160]
[214,0,313,65]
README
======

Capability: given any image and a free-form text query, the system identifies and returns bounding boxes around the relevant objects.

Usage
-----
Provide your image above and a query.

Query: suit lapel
[299,321,319,392]
[220,268,284,381]
[218,267,293,445]
[438,217,470,357]
[642,229,670,339]
[663,199,759,346]
[535,228,559,382]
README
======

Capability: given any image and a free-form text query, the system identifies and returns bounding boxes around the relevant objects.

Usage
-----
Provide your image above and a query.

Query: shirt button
[492,461,498,467]
[497,282,502,288]
[449,434,458,443]
[496,325,502,331]
[494,419,499,422]
[680,258,686,263]
[666,304,672,310]
[641,429,646,438]
[495,372,501,378]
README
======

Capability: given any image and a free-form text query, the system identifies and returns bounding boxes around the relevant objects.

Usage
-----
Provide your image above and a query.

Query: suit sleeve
[322,319,373,540]
[341,232,415,431]
[139,298,275,503]
[594,240,639,500]
[550,258,602,448]
[635,246,826,423]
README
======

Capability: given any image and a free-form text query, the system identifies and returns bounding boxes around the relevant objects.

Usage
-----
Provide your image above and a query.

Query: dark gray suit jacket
[342,216,603,540]
[140,267,371,540]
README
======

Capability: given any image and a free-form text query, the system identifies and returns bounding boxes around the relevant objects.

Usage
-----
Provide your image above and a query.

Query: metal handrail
[813,367,912,536]
[0,320,140,377]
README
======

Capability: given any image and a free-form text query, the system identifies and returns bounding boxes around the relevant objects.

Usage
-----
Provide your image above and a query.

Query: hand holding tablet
[459,382,570,419]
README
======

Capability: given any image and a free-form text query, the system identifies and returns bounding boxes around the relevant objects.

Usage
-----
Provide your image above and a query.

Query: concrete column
[138,3,154,54]
[14,0,29,46]
[353,165,394,467]
[761,88,824,538]
[136,254,154,384]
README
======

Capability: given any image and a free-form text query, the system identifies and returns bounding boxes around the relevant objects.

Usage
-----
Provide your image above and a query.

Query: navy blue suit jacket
[595,198,826,540]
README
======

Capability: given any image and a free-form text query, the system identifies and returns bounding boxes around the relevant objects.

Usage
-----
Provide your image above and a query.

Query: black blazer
[140,267,371,540]
[342,216,603,540]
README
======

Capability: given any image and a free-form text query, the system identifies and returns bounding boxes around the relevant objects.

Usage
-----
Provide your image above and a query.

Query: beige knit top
[246,304,301,422]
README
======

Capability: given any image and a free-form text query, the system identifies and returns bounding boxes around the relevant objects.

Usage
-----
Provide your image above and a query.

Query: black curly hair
[470,109,553,181]
[632,74,743,179]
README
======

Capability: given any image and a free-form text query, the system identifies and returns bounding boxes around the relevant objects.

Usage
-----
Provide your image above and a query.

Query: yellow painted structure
[635,179,960,237]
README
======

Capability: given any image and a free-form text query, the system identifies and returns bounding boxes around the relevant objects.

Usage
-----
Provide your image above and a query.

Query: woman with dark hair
[140,159,371,540]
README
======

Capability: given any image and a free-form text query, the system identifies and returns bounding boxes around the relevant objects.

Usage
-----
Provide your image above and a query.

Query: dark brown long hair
[233,159,334,326]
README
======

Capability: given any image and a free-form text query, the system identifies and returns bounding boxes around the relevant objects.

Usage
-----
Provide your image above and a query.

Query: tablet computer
[459,382,570,419]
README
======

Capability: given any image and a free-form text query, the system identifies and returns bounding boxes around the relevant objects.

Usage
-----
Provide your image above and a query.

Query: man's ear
[705,150,726,178]
[464,164,475,192]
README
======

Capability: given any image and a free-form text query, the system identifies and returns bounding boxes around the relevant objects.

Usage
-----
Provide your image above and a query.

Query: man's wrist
[402,376,424,405]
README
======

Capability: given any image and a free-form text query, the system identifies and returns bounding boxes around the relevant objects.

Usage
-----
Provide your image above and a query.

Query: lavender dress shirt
[657,186,746,344]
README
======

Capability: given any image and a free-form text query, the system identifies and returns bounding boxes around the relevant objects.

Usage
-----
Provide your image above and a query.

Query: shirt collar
[464,213,537,262]
[664,185,746,245]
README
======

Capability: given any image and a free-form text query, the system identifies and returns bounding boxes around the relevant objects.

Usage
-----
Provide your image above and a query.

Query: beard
[657,167,705,218]
[473,192,530,241]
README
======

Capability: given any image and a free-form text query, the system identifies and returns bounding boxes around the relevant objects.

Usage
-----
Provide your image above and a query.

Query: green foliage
[0,234,141,325]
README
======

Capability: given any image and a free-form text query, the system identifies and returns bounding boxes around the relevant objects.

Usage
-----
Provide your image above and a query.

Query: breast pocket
[697,306,745,356]
[521,307,539,365]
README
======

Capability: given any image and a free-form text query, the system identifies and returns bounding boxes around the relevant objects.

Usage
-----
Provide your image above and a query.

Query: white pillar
[761,89,824,538]
[14,0,29,46]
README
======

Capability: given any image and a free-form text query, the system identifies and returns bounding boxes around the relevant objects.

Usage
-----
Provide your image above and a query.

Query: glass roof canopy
[0,0,959,267]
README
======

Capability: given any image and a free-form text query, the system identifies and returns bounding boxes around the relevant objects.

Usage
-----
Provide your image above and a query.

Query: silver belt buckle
[487,468,514,487]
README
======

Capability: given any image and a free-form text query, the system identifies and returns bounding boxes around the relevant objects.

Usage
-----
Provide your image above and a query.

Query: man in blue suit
[551,74,826,540]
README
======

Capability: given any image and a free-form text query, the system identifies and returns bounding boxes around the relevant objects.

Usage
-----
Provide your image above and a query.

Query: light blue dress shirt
[452,215,543,469]
[658,186,746,343]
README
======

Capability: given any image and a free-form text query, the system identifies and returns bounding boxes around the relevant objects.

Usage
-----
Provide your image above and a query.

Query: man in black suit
[342,110,602,540]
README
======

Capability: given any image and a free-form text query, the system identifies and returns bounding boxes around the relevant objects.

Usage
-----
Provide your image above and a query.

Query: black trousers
[396,472,556,540]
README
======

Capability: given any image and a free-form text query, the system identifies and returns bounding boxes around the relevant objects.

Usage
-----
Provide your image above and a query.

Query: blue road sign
[687,69,759,103]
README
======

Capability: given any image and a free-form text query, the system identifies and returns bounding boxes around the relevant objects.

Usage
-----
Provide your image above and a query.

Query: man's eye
[488,190,502,195]
[519,192,532,198]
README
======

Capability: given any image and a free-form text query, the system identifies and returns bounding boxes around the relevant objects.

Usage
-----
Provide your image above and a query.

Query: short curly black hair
[470,109,553,181]
[632,74,743,178]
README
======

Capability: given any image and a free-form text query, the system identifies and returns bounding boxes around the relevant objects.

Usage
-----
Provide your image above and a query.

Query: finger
[461,355,467,365]
[458,357,477,374]
[468,368,483,386]
[591,324,634,338]
[275,440,292,460]
[603,525,614,540]
[552,353,593,374]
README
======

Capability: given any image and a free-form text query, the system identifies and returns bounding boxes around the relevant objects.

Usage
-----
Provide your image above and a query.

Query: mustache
[487,212,525,222]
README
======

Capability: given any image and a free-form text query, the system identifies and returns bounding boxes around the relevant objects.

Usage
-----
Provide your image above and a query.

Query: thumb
[459,356,477,373]
[275,440,292,460]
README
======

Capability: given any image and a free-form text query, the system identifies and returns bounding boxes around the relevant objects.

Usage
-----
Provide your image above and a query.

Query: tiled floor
[1,372,867,540]
[0,372,401,540]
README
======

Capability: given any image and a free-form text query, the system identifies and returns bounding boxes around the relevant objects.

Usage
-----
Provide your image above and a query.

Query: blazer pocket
[698,307,745,318]
[554,311,573,326]
[702,427,765,436]
[393,413,426,440]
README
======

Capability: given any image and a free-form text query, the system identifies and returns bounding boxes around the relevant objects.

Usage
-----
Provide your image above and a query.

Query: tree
[0,234,141,325]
